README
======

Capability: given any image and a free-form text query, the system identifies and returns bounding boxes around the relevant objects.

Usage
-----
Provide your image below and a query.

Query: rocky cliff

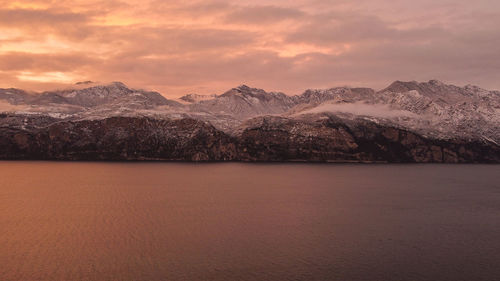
[0,80,498,162]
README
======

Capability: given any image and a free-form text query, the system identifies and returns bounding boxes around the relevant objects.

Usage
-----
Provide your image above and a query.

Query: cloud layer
[1,0,499,97]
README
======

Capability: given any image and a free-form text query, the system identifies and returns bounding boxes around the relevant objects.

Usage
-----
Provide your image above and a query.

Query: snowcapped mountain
[290,80,500,144]
[0,88,32,105]
[58,82,184,110]
[0,82,183,118]
[186,85,296,119]
[0,80,498,162]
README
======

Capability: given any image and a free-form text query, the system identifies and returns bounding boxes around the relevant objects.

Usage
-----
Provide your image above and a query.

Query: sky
[0,0,499,97]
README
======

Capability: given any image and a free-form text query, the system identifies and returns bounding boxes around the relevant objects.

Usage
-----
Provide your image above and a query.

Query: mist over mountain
[0,80,498,162]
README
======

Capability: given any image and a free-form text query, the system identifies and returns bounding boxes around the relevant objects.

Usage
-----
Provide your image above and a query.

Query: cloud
[223,5,305,24]
[0,52,99,71]
[112,27,257,55]
[286,13,447,45]
[0,0,499,97]
[299,102,417,118]
[0,8,87,27]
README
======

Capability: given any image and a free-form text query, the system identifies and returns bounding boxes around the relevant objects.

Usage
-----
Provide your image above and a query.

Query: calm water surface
[0,162,499,281]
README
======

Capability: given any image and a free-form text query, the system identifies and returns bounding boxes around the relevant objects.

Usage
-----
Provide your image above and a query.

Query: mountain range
[0,80,498,162]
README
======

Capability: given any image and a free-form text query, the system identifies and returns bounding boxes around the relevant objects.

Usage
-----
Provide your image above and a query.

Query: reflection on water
[0,162,499,281]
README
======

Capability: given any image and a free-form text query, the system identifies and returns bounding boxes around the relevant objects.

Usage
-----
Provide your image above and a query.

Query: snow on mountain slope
[187,85,296,119]
[0,82,181,109]
[0,88,32,105]
[292,80,500,143]
[0,82,185,118]
[0,80,498,143]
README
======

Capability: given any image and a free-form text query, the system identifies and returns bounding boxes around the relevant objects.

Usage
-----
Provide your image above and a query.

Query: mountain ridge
[0,79,498,162]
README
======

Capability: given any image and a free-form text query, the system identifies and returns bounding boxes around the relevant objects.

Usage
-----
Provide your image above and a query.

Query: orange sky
[0,0,499,97]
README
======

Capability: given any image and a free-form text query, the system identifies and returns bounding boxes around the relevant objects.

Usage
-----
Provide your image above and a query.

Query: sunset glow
[1,0,499,96]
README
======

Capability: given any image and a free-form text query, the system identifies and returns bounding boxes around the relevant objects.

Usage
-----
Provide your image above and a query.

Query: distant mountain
[291,80,500,144]
[187,85,296,119]
[0,80,498,162]
[0,88,32,105]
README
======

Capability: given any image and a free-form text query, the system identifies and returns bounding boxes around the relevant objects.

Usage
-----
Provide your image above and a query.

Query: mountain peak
[75,81,94,85]
[108,81,128,89]
[382,80,419,93]
[70,81,130,92]
[221,85,262,97]
[428,79,445,86]
[383,79,448,93]
[236,84,252,91]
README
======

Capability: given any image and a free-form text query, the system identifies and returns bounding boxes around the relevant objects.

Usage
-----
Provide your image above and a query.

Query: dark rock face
[237,115,500,163]
[1,80,498,162]
[1,114,498,162]
[237,116,359,161]
[0,116,237,161]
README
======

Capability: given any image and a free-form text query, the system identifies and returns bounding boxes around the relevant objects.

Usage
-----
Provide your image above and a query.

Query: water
[0,162,499,281]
